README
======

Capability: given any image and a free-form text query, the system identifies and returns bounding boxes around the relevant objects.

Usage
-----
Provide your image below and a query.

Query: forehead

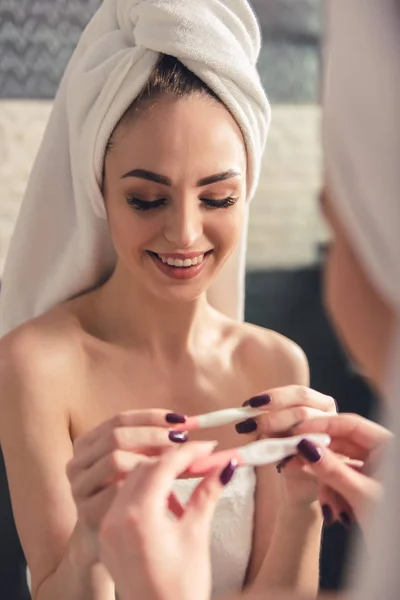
[108,95,247,175]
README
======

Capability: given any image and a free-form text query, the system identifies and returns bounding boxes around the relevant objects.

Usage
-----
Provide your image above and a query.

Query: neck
[94,263,217,361]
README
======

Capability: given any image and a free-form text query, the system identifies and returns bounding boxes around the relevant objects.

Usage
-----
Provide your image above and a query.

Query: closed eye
[126,197,167,211]
[201,196,239,209]
[126,196,239,211]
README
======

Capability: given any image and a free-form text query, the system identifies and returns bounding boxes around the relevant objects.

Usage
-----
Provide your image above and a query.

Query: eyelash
[126,197,239,211]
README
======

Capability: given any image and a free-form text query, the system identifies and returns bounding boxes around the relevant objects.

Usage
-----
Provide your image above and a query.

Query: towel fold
[0,0,270,335]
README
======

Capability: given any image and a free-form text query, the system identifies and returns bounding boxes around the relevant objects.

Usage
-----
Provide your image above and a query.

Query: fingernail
[165,413,186,424]
[242,399,250,407]
[169,431,188,443]
[340,512,352,529]
[297,439,322,463]
[235,418,257,434]
[276,455,295,473]
[220,460,238,486]
[247,394,272,408]
[322,504,334,526]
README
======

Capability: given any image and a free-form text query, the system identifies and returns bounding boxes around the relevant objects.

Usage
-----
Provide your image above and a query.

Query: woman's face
[102,93,247,304]
[321,188,394,394]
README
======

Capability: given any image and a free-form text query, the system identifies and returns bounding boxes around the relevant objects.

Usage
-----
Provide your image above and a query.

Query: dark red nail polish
[165,413,186,424]
[322,504,334,526]
[248,394,272,408]
[169,431,188,443]
[340,512,352,529]
[242,399,250,407]
[276,455,295,473]
[235,418,257,434]
[297,439,322,463]
[220,460,237,485]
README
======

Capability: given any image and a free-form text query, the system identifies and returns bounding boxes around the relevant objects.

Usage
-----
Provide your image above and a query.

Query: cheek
[206,204,246,251]
[324,239,353,332]
[324,234,393,386]
[107,205,158,255]
[324,238,370,375]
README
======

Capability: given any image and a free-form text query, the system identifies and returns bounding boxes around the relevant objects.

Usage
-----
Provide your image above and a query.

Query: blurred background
[0,1,376,598]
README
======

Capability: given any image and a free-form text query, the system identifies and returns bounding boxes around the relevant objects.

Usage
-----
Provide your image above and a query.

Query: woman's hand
[292,413,392,544]
[237,387,337,506]
[98,441,235,600]
[66,409,189,561]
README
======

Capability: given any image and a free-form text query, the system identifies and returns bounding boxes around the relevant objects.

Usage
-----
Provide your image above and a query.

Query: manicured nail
[248,394,272,408]
[297,439,322,463]
[235,418,257,434]
[340,512,352,529]
[242,399,250,407]
[168,431,188,443]
[322,504,334,526]
[276,455,295,473]
[165,413,186,424]
[220,460,238,485]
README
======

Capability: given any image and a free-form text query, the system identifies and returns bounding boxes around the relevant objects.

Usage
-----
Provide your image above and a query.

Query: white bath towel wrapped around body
[0,0,270,335]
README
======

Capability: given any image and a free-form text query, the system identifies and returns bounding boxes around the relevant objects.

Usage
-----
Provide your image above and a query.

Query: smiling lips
[147,250,212,280]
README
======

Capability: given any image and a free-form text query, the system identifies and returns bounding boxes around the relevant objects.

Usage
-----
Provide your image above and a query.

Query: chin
[147,287,207,307]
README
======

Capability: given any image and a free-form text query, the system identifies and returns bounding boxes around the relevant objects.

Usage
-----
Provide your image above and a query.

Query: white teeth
[158,254,205,267]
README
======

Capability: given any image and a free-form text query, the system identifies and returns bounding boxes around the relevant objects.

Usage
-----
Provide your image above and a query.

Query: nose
[164,199,203,248]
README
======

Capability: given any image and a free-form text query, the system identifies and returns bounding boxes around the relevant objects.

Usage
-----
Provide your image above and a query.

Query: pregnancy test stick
[172,406,268,432]
[187,433,331,475]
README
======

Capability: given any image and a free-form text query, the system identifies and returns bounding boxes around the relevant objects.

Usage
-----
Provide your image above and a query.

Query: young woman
[94,2,400,600]
[0,1,335,599]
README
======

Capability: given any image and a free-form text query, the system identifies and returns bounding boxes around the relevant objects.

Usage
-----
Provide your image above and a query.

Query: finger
[293,414,392,451]
[167,492,185,519]
[78,482,123,530]
[123,441,219,512]
[328,438,368,461]
[184,460,237,527]
[247,387,336,413]
[73,409,182,450]
[71,426,188,472]
[258,407,327,436]
[297,441,382,512]
[318,485,349,526]
[71,450,148,498]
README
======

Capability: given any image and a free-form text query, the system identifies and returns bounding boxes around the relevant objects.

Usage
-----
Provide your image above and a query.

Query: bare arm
[0,327,114,600]
[249,492,322,595]
[245,338,323,597]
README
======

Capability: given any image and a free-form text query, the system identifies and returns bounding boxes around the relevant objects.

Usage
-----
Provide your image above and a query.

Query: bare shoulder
[230,321,309,389]
[0,309,87,589]
[0,308,85,413]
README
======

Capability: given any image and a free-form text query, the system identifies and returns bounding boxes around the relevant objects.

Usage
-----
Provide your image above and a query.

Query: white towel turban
[0,0,270,335]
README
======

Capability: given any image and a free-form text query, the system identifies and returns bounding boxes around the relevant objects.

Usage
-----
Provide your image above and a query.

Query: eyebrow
[120,168,241,187]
